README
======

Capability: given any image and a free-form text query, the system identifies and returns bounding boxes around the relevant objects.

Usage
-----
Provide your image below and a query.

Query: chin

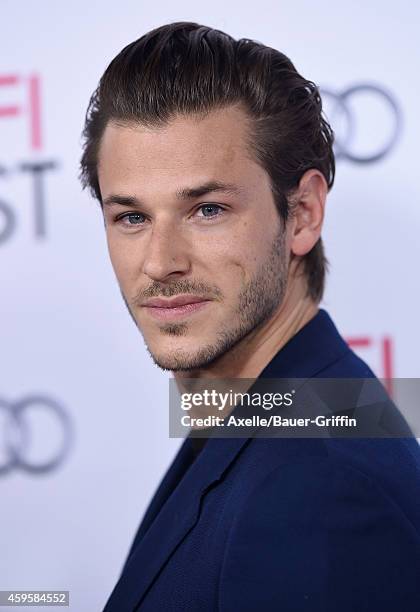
[149,351,199,372]
[147,339,224,373]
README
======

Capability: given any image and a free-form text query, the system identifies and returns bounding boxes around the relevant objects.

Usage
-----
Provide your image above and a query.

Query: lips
[142,295,208,308]
[141,295,211,321]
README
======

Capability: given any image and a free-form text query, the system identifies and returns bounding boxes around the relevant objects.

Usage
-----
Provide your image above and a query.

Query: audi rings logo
[0,395,73,475]
[320,83,402,163]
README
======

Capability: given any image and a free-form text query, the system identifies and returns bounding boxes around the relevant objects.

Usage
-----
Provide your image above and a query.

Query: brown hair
[80,21,335,302]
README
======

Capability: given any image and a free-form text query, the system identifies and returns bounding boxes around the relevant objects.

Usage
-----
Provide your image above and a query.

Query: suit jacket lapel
[103,435,252,611]
[122,435,195,566]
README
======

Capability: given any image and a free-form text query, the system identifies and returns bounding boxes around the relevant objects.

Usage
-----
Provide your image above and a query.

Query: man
[79,22,420,611]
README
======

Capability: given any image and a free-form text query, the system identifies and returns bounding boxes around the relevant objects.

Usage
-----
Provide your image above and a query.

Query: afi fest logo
[0,74,58,244]
[0,75,70,477]
[346,335,395,397]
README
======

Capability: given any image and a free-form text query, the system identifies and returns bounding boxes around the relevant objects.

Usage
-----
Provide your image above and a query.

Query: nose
[142,220,191,282]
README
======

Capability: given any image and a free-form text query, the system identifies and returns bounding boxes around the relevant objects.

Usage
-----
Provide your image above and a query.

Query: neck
[174,262,319,384]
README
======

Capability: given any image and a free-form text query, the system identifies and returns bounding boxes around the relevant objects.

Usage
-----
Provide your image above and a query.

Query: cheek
[197,223,263,284]
[106,233,137,286]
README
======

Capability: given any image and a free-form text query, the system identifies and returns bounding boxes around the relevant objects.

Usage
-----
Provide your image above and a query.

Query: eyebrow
[102,180,244,208]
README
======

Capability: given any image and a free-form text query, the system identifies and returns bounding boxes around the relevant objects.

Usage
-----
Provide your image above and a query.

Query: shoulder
[218,453,420,611]
[317,343,376,377]
[237,435,420,535]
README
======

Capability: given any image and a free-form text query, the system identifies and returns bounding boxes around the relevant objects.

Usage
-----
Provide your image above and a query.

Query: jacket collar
[103,308,350,611]
[258,307,350,379]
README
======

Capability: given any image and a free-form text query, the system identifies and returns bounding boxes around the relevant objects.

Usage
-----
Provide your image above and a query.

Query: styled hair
[80,21,335,302]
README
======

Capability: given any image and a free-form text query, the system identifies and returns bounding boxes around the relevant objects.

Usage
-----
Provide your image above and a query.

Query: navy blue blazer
[103,309,420,611]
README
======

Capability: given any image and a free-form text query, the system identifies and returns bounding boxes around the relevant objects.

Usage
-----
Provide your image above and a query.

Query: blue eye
[197,204,223,218]
[118,213,145,226]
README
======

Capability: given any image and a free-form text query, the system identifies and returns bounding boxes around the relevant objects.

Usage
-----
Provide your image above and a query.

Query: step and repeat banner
[1,2,419,610]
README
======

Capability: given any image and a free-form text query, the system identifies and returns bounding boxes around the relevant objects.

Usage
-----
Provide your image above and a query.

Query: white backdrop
[1,1,419,610]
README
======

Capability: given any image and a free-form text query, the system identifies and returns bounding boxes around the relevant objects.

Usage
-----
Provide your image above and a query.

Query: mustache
[129,280,223,307]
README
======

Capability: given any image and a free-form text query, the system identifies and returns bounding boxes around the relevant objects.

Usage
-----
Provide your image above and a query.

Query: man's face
[97,104,292,371]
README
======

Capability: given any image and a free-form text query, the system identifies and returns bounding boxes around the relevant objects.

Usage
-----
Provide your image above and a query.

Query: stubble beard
[121,222,289,372]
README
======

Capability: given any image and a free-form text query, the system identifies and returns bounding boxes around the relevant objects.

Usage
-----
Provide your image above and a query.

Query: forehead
[97,105,267,193]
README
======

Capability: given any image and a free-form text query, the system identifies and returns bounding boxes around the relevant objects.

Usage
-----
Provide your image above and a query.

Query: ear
[289,169,328,257]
